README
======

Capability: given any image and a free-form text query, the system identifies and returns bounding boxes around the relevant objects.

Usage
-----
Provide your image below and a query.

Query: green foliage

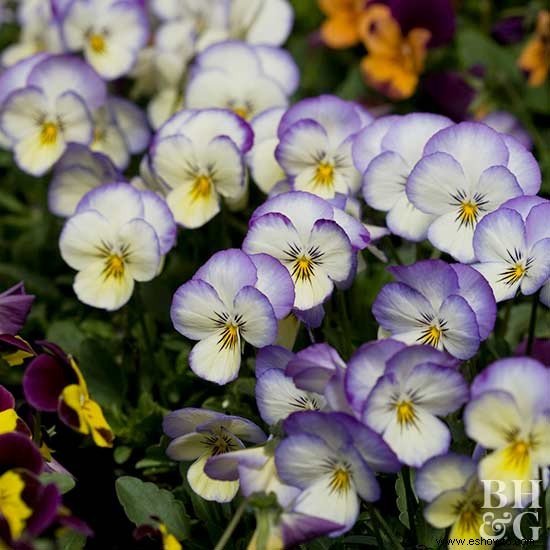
[115,476,190,540]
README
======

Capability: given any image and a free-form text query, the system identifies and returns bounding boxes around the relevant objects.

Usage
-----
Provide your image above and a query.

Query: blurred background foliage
[0,0,549,548]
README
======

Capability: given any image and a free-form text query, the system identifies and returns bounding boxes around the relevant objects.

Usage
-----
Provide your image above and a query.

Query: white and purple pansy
[242,191,369,312]
[185,41,299,121]
[255,345,327,426]
[275,95,369,199]
[59,182,175,311]
[150,108,253,228]
[360,345,468,467]
[415,453,496,543]
[205,443,343,547]
[406,121,540,263]
[372,259,497,360]
[48,144,120,218]
[0,55,106,176]
[464,357,550,495]
[62,0,149,80]
[163,407,266,503]
[472,204,550,302]
[275,411,400,535]
[170,249,294,385]
[360,113,453,241]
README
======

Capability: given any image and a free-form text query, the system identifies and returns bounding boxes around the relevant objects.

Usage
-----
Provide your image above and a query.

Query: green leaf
[115,476,190,540]
[113,446,132,465]
[40,473,76,494]
[78,338,126,409]
[56,530,87,550]
[395,474,409,529]
[46,321,85,356]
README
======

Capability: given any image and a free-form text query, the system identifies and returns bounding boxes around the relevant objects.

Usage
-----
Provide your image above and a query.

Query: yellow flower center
[218,323,240,351]
[505,439,531,468]
[291,256,315,282]
[498,263,526,286]
[458,201,479,228]
[396,400,417,426]
[314,162,335,187]
[190,175,212,202]
[328,466,352,494]
[102,255,125,280]
[40,122,58,145]
[232,106,249,119]
[419,324,442,347]
[89,33,106,54]
[0,471,32,539]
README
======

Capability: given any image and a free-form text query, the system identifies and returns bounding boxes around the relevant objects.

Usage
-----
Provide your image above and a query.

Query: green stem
[526,291,539,355]
[540,467,548,548]
[214,499,247,550]
[33,411,42,447]
[372,506,404,550]
[402,467,418,544]
[386,237,404,266]
[367,503,385,549]
[136,287,157,374]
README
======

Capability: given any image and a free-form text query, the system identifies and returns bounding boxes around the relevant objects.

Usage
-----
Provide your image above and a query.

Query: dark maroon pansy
[422,71,475,121]
[388,0,455,47]
[492,16,524,44]
[0,432,43,475]
[0,282,35,335]
[0,335,35,357]
[0,385,15,411]
[21,473,62,536]
[23,353,72,411]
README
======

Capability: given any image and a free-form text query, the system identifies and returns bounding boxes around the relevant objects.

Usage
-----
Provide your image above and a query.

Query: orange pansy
[359,4,431,100]
[318,0,367,48]
[518,10,550,87]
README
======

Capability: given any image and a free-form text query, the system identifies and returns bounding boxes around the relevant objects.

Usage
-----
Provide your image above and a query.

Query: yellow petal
[60,384,89,435]
[0,470,32,539]
[83,398,114,448]
[0,409,18,435]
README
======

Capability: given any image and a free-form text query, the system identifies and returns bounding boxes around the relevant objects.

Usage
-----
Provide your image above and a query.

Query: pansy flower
[275,411,400,534]
[247,107,287,195]
[0,282,34,336]
[361,346,467,466]
[90,97,150,170]
[0,432,63,544]
[481,111,532,150]
[317,0,365,49]
[373,260,496,360]
[275,95,370,199]
[472,204,550,302]
[227,0,293,46]
[416,453,500,544]
[185,41,299,121]
[518,10,550,86]
[206,444,342,548]
[0,335,35,367]
[62,0,149,80]
[0,386,30,437]
[23,343,114,447]
[47,144,120,218]
[163,408,266,502]
[360,113,452,241]
[171,249,294,385]
[0,55,106,176]
[407,122,538,262]
[59,183,175,311]
[255,345,333,426]
[358,4,431,100]
[151,108,253,228]
[243,191,368,311]
[464,357,550,496]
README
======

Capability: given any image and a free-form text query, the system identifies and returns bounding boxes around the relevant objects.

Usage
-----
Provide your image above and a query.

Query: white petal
[234,286,278,347]
[187,454,239,503]
[427,211,476,263]
[56,91,93,145]
[386,194,434,242]
[117,219,160,281]
[189,331,242,385]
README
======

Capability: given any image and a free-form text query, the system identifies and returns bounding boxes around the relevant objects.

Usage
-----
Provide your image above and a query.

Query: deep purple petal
[26,482,61,536]
[0,386,15,412]
[0,433,43,474]
[23,354,69,412]
[0,282,35,334]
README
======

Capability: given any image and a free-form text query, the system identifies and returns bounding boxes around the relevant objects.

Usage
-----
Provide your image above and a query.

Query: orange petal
[361,55,418,100]
[321,15,361,48]
[407,28,431,72]
[359,5,402,55]
[518,40,550,86]
[318,0,357,17]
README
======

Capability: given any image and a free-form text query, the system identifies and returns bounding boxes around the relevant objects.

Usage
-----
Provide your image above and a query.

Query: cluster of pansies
[0,1,549,549]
